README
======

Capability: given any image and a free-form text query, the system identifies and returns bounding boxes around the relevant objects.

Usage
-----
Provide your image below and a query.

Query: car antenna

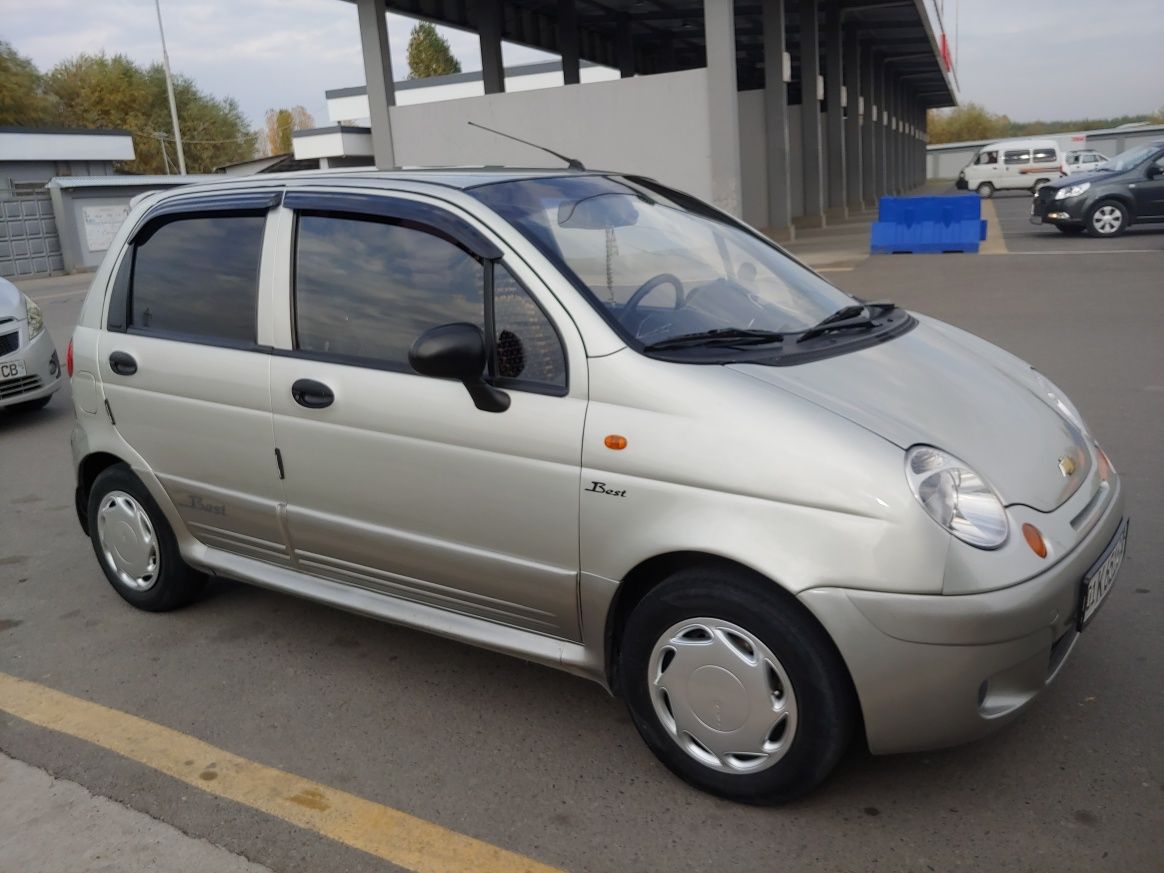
[467,121,586,171]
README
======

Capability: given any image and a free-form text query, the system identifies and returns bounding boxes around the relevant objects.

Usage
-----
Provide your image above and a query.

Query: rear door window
[1004,150,1031,164]
[130,214,265,345]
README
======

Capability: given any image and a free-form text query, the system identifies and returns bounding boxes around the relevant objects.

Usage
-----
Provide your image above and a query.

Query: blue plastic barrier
[870,194,987,254]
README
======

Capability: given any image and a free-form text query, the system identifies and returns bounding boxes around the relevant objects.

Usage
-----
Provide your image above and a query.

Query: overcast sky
[3,0,1162,131]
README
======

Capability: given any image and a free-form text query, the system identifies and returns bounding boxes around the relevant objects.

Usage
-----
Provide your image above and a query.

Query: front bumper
[0,327,62,408]
[800,475,1125,755]
[1030,190,1087,226]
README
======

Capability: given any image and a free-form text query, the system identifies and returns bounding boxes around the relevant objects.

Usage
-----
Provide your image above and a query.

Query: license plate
[0,359,27,379]
[1078,520,1128,629]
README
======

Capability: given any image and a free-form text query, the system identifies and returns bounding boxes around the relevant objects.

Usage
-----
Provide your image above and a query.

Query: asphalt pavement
[1,206,1162,873]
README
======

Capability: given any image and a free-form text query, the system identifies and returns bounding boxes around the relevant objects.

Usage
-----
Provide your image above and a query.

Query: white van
[956,139,1063,198]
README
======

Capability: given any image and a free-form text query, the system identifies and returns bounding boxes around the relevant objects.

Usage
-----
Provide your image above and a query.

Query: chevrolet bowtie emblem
[1058,456,1078,477]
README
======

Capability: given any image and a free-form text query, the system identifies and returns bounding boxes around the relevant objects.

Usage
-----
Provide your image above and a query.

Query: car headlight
[905,446,1008,549]
[1055,182,1090,200]
[24,295,44,339]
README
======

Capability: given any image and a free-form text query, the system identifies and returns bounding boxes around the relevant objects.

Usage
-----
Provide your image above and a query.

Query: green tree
[926,102,1010,144]
[42,52,255,174]
[406,22,461,79]
[263,105,315,155]
[0,40,57,125]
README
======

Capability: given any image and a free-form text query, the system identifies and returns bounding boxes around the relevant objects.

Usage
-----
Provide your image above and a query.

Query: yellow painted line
[0,672,564,873]
[978,198,1009,255]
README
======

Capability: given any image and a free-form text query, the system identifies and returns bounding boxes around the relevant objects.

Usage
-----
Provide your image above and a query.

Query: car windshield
[1096,143,1160,173]
[471,175,857,349]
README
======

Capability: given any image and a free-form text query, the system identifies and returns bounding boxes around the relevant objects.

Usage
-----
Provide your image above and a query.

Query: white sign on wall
[82,204,130,253]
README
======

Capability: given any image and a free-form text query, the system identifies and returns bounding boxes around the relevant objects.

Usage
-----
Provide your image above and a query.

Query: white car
[0,277,63,411]
[1063,150,1110,175]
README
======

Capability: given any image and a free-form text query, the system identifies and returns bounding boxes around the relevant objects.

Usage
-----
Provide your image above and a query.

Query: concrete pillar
[843,25,862,211]
[889,73,898,194]
[763,0,793,239]
[824,1,845,219]
[861,43,877,207]
[558,0,580,85]
[798,0,826,227]
[704,0,742,216]
[873,58,886,197]
[355,0,395,168]
[479,0,505,94]
[617,15,635,77]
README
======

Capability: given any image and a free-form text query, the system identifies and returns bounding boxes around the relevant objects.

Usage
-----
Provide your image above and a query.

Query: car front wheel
[1086,200,1129,237]
[87,463,206,611]
[976,182,995,198]
[618,566,856,804]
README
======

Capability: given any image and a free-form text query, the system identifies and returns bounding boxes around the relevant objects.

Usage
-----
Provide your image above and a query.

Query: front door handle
[291,378,334,409]
[109,351,137,376]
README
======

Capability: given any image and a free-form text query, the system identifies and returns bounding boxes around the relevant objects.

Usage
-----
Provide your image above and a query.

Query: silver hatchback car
[70,170,1127,803]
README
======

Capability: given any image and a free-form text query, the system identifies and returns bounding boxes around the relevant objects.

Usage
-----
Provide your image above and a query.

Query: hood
[730,316,1089,512]
[0,277,23,316]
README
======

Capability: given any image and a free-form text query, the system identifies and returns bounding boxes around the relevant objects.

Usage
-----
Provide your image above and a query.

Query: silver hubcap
[96,491,160,591]
[1092,205,1122,234]
[648,618,797,774]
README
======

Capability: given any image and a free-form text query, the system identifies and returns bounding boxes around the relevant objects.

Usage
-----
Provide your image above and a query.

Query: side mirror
[1147,164,1163,179]
[408,322,510,413]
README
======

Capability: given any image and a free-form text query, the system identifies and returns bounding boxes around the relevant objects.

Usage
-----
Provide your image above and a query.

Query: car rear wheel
[976,182,995,198]
[618,566,856,804]
[1086,200,1129,238]
[1032,179,1051,192]
[87,463,206,612]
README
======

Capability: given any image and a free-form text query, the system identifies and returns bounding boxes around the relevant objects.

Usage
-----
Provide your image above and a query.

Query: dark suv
[1030,141,1164,237]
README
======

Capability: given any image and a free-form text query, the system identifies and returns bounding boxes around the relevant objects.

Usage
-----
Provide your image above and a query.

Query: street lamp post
[154,0,187,175]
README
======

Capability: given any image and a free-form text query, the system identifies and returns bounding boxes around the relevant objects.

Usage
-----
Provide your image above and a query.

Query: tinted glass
[131,215,264,343]
[473,175,856,347]
[493,266,566,389]
[294,213,483,367]
[1004,150,1030,164]
[1033,148,1057,161]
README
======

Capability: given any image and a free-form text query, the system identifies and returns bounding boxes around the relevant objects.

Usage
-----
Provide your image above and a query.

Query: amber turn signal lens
[604,434,628,450]
[1022,523,1047,559]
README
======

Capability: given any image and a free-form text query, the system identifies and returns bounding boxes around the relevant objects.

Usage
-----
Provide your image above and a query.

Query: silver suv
[70,170,1127,803]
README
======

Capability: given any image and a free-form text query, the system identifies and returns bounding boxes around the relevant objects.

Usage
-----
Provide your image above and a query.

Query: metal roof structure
[339,0,955,107]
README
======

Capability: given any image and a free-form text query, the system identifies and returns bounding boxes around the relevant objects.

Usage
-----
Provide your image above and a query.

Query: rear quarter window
[1032,148,1058,162]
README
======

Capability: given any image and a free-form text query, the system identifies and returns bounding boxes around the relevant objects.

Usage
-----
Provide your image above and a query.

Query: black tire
[87,463,206,612]
[1085,199,1130,238]
[976,182,995,199]
[618,566,856,804]
[1056,225,1086,235]
[8,395,51,412]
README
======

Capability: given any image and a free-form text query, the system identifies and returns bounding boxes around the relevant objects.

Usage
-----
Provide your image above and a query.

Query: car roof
[144,166,613,201]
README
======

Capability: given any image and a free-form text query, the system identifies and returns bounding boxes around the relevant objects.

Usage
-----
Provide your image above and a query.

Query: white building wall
[329,65,621,123]
[388,68,718,204]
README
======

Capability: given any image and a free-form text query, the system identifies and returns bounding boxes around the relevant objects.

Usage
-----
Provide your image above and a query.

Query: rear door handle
[291,378,334,409]
[109,351,137,376]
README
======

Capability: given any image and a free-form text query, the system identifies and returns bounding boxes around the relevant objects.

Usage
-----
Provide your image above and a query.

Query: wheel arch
[74,451,129,534]
[601,552,861,726]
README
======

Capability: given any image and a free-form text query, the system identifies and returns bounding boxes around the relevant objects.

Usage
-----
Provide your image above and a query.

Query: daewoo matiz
[70,169,1127,803]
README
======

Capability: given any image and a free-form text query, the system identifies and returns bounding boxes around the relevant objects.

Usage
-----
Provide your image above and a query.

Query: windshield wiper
[643,328,785,352]
[796,301,895,343]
